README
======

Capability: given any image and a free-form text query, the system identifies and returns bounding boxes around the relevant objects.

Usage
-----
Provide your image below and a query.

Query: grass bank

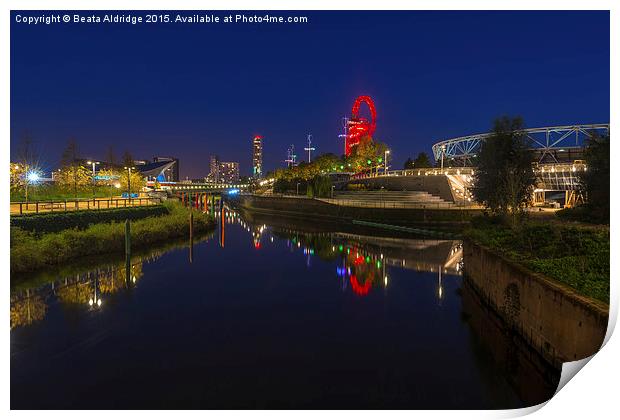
[464,217,609,303]
[11,202,215,275]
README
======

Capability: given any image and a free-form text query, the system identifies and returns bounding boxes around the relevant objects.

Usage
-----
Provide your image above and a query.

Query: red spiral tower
[345,95,377,156]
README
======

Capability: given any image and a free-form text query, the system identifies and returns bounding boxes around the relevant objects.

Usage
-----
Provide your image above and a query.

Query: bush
[11,202,215,274]
[465,217,609,302]
[556,205,609,224]
[11,205,169,234]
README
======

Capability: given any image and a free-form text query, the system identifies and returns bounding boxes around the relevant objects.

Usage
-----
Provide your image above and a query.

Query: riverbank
[463,217,609,368]
[10,202,215,275]
[232,194,481,228]
[464,217,609,303]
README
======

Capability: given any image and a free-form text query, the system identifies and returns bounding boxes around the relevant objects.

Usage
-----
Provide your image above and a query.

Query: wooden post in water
[125,219,131,283]
[189,212,194,263]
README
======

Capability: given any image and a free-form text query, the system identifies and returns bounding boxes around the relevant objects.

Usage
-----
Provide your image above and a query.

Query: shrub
[11,205,168,234]
[11,202,215,274]
[465,217,609,302]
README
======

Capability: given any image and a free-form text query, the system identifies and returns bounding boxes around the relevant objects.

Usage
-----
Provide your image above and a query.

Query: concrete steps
[329,190,453,208]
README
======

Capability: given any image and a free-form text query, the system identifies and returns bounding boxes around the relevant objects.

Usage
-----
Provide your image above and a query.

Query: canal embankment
[10,202,215,275]
[232,194,482,228]
[463,220,609,368]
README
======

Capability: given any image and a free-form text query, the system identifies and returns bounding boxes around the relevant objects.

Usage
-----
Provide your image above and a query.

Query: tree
[122,151,134,167]
[119,168,145,194]
[403,158,414,169]
[581,133,610,222]
[106,145,117,166]
[346,136,388,173]
[54,165,91,196]
[58,139,90,197]
[413,152,432,168]
[472,116,535,226]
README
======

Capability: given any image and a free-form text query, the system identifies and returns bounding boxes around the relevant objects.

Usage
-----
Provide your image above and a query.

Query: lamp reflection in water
[88,276,102,309]
[438,265,443,300]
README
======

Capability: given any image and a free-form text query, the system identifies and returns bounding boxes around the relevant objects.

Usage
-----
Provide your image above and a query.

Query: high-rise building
[209,155,220,183]
[152,156,179,182]
[218,162,240,184]
[252,135,263,179]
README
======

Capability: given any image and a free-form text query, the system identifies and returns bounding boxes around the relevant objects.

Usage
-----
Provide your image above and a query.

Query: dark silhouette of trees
[581,133,610,222]
[413,152,432,168]
[472,116,535,226]
[403,158,414,169]
[106,145,117,166]
[122,151,134,167]
[58,139,90,198]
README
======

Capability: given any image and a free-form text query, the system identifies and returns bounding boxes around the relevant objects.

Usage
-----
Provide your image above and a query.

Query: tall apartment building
[252,135,263,179]
[209,155,220,183]
[218,161,239,184]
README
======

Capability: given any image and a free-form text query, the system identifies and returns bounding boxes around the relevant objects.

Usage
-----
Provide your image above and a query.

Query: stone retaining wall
[463,239,608,368]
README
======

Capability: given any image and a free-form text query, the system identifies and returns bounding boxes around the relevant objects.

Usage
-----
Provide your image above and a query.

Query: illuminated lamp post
[87,161,100,201]
[440,145,446,171]
[384,150,390,175]
[24,170,40,206]
[123,166,135,203]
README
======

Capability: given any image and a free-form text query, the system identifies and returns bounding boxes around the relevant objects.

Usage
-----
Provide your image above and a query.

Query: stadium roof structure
[135,160,176,179]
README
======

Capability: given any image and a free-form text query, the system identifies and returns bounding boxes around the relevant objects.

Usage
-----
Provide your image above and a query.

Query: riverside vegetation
[465,216,609,303]
[11,201,215,275]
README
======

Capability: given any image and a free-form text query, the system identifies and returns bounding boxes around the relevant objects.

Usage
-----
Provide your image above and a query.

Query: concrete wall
[463,240,608,368]
[233,195,481,227]
[347,175,456,202]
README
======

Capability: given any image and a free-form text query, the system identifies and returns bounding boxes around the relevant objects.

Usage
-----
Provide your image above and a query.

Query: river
[10,206,560,409]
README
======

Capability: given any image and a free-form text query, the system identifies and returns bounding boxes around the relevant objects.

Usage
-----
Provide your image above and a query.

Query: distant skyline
[10,10,610,178]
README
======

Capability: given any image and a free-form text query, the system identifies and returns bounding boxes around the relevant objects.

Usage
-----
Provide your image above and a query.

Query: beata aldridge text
[73,14,144,24]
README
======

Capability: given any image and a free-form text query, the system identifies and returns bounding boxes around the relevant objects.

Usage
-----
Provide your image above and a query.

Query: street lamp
[123,166,135,202]
[296,182,300,195]
[87,161,100,200]
[384,150,390,175]
[440,145,446,170]
[24,170,40,205]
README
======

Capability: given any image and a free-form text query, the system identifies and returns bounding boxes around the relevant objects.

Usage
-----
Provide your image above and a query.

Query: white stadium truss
[431,124,610,164]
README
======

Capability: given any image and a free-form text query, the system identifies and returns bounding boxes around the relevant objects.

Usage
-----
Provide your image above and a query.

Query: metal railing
[10,197,161,216]
[316,197,480,210]
[349,167,476,181]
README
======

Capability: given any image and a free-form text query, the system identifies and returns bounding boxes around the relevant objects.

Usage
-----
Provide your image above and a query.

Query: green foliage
[465,217,609,303]
[10,184,119,202]
[273,178,307,195]
[307,175,333,198]
[472,116,536,226]
[11,205,169,234]
[10,202,215,274]
[345,136,388,172]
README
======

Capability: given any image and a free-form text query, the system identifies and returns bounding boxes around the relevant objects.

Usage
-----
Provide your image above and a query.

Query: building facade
[209,155,220,183]
[218,161,240,184]
[152,157,179,182]
[252,135,263,179]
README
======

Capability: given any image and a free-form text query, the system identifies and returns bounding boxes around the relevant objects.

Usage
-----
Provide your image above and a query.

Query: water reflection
[216,207,463,300]
[11,205,559,409]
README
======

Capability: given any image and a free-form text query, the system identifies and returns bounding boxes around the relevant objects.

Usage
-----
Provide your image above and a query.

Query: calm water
[10,207,559,409]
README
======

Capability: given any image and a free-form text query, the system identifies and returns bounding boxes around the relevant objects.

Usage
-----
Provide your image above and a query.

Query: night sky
[10,10,609,179]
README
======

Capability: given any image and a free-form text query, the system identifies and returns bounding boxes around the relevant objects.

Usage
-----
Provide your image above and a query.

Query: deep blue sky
[11,10,609,178]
